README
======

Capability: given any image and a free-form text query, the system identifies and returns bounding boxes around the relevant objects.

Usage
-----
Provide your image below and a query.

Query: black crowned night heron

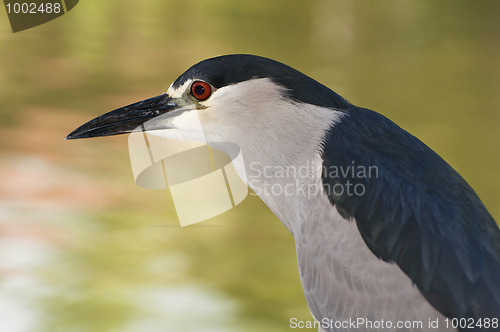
[67,54,500,331]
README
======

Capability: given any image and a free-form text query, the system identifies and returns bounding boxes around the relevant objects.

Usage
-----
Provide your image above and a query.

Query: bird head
[66,54,350,146]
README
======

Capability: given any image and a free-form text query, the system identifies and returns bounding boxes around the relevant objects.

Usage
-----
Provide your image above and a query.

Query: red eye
[191,81,212,101]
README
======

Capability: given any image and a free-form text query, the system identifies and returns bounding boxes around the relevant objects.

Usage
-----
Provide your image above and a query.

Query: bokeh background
[1,1,499,331]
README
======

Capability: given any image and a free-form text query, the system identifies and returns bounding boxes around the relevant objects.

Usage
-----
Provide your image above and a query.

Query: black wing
[321,107,500,329]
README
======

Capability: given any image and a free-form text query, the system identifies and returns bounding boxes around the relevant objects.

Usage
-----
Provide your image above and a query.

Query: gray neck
[225,103,343,233]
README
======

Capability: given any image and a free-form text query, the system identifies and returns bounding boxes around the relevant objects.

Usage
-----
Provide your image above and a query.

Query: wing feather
[320,107,500,326]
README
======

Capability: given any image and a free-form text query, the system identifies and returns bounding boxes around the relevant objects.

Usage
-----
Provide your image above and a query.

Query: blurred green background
[0,1,499,331]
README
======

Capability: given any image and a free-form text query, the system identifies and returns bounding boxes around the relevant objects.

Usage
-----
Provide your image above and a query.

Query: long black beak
[66,94,182,140]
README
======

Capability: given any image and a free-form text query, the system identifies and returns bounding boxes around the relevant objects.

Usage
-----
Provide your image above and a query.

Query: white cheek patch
[145,109,207,143]
[148,128,206,143]
[170,109,204,132]
[167,80,192,98]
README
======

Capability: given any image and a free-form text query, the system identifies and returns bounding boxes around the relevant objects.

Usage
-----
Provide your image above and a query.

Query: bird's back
[316,107,500,330]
